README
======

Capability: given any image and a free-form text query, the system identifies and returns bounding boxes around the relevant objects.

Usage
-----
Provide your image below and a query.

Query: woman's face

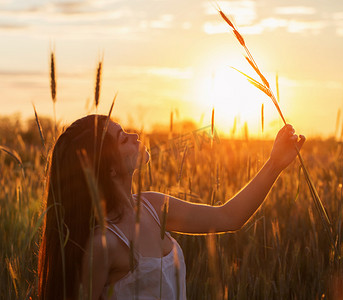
[108,121,150,174]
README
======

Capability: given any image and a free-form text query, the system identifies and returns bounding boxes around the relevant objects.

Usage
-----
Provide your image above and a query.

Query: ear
[109,167,117,178]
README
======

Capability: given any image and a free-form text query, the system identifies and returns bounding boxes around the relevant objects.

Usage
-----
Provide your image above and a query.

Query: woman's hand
[270,124,305,172]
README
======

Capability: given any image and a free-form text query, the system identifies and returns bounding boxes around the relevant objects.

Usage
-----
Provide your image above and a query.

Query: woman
[38,114,305,300]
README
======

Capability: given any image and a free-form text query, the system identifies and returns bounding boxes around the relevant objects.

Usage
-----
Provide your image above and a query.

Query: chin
[133,149,150,170]
[144,149,150,164]
[139,144,150,164]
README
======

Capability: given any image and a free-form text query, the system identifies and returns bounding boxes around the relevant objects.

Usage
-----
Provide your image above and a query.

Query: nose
[130,132,139,140]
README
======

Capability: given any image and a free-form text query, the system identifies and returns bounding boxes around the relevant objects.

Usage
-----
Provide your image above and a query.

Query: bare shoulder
[81,226,132,298]
[90,226,130,267]
[141,191,168,218]
[83,227,121,272]
[141,191,165,202]
[83,227,129,274]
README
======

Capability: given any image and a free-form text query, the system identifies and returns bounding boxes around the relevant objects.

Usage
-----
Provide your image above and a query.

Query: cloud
[203,1,257,26]
[274,6,316,16]
[0,3,140,40]
[238,18,288,35]
[332,12,343,36]
[333,12,343,20]
[145,67,192,79]
[203,22,228,35]
[286,19,326,34]
[0,70,44,77]
[281,77,343,90]
[0,4,132,22]
[48,1,90,15]
[140,14,174,30]
[203,1,326,36]
[204,17,327,35]
[0,1,180,40]
[0,69,95,81]
[112,66,193,80]
[336,27,343,36]
[0,23,29,30]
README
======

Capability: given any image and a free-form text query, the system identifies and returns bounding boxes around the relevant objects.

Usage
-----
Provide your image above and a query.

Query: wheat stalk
[146,137,153,188]
[50,51,57,139]
[261,103,264,133]
[50,52,56,103]
[231,116,237,137]
[159,195,169,298]
[132,134,148,300]
[218,7,334,246]
[6,258,18,298]
[335,108,341,138]
[96,94,117,180]
[0,146,25,178]
[211,107,215,137]
[78,147,109,299]
[177,144,188,184]
[78,149,107,239]
[173,246,180,300]
[94,61,102,110]
[32,104,46,151]
[276,73,280,103]
[170,111,173,138]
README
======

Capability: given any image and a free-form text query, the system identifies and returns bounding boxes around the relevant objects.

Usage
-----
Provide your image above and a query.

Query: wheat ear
[218,8,333,246]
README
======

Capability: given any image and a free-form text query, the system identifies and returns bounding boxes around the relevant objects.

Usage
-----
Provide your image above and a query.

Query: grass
[0,121,342,299]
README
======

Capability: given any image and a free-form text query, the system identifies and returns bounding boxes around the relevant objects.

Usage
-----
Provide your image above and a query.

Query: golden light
[193,64,269,138]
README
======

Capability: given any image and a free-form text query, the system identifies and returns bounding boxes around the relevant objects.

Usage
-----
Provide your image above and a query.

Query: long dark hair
[38,115,123,300]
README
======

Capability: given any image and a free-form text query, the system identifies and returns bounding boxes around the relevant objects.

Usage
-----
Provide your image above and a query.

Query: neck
[114,172,135,208]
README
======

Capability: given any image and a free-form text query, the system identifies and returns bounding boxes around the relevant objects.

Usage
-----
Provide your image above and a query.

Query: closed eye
[121,136,128,144]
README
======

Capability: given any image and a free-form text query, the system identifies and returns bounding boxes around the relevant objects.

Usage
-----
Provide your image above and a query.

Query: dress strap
[139,195,161,226]
[105,222,131,248]
[139,195,173,240]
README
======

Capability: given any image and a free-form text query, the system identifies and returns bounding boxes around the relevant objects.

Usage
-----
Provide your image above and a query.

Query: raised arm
[144,124,305,234]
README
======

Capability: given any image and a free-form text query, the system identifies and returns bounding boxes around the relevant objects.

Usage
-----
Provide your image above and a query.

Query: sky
[1,0,343,138]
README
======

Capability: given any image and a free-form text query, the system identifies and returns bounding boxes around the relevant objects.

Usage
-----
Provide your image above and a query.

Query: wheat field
[0,115,342,299]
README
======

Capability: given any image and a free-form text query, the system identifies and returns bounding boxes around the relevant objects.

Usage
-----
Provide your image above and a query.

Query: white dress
[101,196,187,300]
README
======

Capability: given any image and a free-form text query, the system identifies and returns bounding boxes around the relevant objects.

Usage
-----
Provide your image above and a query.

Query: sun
[193,63,270,137]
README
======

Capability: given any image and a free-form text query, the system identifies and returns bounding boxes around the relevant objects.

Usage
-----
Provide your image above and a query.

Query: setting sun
[192,62,280,138]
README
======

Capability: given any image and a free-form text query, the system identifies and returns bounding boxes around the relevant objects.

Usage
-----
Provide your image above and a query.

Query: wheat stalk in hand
[217,7,333,246]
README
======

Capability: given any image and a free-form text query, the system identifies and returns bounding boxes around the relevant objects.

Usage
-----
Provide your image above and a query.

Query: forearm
[222,158,282,230]
[147,125,304,235]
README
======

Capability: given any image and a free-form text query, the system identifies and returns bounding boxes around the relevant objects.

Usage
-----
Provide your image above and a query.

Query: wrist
[265,157,283,177]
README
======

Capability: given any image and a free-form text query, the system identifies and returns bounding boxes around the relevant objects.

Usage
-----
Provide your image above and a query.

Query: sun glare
[193,63,273,138]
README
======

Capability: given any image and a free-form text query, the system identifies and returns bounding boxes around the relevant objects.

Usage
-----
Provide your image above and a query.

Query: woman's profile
[38,114,305,300]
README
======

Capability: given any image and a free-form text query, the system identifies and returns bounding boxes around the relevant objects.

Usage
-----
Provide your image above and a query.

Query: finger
[277,124,293,138]
[286,123,295,133]
[287,130,295,138]
[296,135,306,149]
[290,134,298,142]
[282,124,295,136]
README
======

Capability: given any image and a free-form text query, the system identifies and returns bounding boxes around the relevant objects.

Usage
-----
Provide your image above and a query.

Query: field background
[0,115,342,299]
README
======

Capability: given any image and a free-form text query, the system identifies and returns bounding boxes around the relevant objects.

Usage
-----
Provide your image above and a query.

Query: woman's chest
[106,209,174,284]
[117,208,173,257]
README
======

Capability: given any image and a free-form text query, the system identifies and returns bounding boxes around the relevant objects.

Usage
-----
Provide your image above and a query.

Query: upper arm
[81,231,113,300]
[142,191,241,234]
